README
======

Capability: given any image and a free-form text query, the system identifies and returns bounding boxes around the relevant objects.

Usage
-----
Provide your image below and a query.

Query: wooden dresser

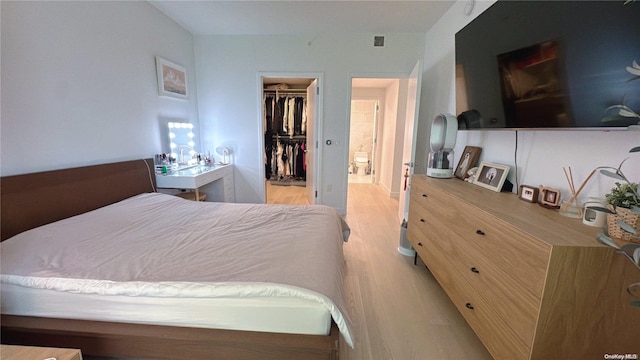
[407,175,640,359]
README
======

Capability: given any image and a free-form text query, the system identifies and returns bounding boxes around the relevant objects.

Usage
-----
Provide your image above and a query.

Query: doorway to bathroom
[348,99,378,184]
[346,74,419,214]
[349,77,404,200]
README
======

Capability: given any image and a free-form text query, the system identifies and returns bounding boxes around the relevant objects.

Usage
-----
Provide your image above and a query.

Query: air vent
[374,36,385,47]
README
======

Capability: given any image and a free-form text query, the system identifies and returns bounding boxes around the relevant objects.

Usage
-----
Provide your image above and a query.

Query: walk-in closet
[263,78,314,205]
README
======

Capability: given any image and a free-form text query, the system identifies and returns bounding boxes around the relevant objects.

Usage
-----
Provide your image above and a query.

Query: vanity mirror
[168,122,197,165]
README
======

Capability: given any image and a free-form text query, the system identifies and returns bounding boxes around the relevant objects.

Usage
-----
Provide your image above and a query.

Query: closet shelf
[263,88,307,96]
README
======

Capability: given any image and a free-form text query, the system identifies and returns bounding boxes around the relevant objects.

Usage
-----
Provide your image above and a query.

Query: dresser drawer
[421,189,550,299]
[412,212,540,346]
[195,167,223,187]
[413,233,530,360]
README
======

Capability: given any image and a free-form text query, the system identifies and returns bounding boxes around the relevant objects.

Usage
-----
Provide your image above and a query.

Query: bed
[1,159,353,359]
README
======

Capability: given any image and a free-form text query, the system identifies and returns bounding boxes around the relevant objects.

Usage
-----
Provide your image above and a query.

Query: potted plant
[602,180,640,242]
[589,146,640,307]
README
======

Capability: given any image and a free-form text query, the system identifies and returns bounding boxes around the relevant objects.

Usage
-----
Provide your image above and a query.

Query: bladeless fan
[426,113,458,178]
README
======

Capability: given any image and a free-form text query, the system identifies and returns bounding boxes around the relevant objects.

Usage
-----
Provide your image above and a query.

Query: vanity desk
[155,164,234,203]
[407,175,640,359]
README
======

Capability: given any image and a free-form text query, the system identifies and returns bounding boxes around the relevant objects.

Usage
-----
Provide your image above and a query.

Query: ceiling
[149,1,456,36]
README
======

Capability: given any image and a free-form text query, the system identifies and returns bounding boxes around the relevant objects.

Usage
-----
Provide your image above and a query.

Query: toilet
[354,152,369,176]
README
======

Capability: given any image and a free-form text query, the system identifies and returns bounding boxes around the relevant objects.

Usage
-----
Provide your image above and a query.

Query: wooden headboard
[1,159,155,241]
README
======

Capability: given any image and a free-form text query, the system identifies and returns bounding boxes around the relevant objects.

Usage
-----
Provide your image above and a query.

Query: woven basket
[606,207,640,243]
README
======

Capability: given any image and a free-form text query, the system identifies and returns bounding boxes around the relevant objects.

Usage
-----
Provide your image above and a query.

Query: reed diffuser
[559,166,597,218]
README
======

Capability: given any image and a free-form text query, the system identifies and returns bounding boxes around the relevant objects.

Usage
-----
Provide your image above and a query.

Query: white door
[397,61,423,223]
[306,80,318,204]
[370,100,379,183]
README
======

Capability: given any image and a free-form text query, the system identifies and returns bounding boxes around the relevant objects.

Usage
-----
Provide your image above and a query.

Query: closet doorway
[261,75,320,206]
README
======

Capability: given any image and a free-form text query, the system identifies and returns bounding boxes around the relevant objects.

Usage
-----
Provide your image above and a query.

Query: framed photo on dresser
[518,185,539,203]
[454,146,482,180]
[473,162,510,192]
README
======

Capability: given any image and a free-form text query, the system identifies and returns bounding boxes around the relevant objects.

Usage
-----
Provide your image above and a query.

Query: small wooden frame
[454,146,482,180]
[538,186,562,209]
[518,185,539,203]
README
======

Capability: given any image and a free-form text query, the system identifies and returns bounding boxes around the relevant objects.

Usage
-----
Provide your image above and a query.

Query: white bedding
[0,193,354,347]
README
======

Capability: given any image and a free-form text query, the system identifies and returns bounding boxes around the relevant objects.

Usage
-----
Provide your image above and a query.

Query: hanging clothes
[263,89,308,182]
[294,97,304,135]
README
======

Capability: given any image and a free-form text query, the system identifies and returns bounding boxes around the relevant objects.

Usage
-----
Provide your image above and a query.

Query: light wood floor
[266,181,310,205]
[269,182,492,359]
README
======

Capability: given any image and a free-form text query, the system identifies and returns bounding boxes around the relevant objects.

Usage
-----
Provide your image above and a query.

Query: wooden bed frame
[1,159,340,359]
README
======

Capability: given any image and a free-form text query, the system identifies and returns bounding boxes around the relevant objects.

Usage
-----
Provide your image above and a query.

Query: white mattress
[1,283,332,335]
[1,193,354,347]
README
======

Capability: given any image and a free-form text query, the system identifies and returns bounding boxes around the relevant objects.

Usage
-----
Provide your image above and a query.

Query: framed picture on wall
[454,146,482,180]
[156,56,188,99]
[473,162,510,192]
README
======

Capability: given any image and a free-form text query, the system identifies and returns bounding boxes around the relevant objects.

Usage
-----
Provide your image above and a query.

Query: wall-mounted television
[455,0,639,130]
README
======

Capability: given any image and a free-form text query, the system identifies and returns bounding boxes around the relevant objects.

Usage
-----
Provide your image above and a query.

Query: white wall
[194,33,425,212]
[1,1,198,176]
[419,0,640,204]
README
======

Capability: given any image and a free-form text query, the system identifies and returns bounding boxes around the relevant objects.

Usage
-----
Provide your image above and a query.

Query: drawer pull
[470,267,480,273]
[475,230,485,236]
[421,194,428,198]
[465,303,474,310]
[417,242,423,247]
[420,218,426,223]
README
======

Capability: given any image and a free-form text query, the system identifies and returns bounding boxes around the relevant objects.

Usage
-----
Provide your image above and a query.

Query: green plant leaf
[628,60,640,76]
[597,233,621,249]
[621,243,640,251]
[631,205,640,215]
[621,244,640,261]
[605,105,640,118]
[617,219,638,234]
[631,300,640,307]
[600,169,626,180]
[630,146,640,153]
[602,115,629,123]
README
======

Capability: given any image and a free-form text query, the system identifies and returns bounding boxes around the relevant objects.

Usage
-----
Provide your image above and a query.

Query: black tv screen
[455,0,640,129]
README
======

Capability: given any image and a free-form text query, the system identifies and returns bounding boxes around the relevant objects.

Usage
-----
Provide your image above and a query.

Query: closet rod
[264,89,307,95]
[273,134,306,140]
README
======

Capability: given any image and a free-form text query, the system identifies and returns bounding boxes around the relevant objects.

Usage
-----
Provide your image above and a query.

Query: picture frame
[538,186,562,209]
[518,184,539,203]
[473,162,510,192]
[454,146,482,180]
[156,56,188,99]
